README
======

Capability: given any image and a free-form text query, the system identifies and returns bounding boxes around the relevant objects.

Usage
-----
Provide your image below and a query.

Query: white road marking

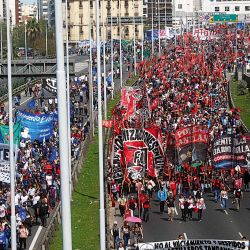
[174,207,178,215]
[239,232,243,238]
[224,210,229,215]
[28,226,43,250]
[184,233,188,240]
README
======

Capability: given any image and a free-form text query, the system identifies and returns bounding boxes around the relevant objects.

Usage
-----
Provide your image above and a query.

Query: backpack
[49,187,56,199]
[235,190,241,199]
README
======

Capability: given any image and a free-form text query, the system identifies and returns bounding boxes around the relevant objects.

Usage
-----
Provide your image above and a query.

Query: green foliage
[237,80,248,96]
[231,80,250,130]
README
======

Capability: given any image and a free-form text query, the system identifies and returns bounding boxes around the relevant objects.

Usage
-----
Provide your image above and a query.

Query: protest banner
[0,122,21,145]
[0,143,18,183]
[16,110,55,142]
[136,239,249,250]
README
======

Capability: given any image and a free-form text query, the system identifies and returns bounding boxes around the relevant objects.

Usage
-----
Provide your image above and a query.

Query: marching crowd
[109,24,250,249]
[0,76,90,249]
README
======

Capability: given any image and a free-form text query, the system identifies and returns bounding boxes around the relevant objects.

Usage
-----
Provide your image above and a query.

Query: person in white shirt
[187,195,194,220]
[46,173,53,187]
[20,192,29,206]
[0,201,6,220]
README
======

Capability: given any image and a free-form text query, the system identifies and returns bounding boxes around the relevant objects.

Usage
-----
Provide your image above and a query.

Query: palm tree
[26,18,41,46]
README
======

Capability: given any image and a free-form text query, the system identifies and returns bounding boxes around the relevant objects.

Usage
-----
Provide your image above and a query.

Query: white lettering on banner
[193,28,218,40]
[17,111,54,124]
[137,240,249,250]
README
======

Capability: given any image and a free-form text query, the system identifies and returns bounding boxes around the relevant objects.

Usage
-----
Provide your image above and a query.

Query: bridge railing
[0,79,41,103]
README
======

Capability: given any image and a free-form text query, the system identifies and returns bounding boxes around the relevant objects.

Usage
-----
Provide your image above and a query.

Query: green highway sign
[210,14,238,23]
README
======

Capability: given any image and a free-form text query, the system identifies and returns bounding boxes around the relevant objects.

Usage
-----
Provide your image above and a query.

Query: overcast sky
[21,0,36,4]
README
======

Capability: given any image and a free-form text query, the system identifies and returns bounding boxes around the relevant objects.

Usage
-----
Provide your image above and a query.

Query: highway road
[7,56,130,250]
[142,190,250,243]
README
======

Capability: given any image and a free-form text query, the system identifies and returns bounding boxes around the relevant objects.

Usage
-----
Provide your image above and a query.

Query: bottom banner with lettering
[136,239,249,250]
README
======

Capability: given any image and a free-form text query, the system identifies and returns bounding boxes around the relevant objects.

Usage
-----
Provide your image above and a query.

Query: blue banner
[16,110,54,142]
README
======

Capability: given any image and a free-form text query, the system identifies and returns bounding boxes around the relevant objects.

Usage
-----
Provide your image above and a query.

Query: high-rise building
[59,0,144,45]
[37,0,49,21]
[0,0,21,25]
[144,0,173,29]
[20,3,37,22]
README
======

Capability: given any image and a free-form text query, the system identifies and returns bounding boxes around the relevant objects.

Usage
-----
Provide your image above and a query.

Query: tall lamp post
[133,0,136,75]
[102,0,107,119]
[88,0,94,136]
[119,0,123,88]
[110,0,114,99]
[95,0,106,249]
[151,0,154,54]
[6,2,17,249]
[55,0,72,248]
[24,20,27,60]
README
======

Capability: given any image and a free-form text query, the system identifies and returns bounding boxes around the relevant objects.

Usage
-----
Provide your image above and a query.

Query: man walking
[157,186,167,213]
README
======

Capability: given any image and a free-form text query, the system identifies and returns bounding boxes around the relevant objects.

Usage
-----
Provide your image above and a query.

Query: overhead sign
[107,16,143,24]
[137,239,249,250]
[210,14,238,23]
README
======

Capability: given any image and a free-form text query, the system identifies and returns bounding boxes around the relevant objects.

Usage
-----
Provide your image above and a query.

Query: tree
[26,18,42,46]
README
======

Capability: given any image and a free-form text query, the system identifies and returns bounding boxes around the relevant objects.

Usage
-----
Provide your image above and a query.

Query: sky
[21,0,36,4]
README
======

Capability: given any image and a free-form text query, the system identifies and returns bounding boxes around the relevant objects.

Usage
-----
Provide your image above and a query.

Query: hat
[113,221,117,225]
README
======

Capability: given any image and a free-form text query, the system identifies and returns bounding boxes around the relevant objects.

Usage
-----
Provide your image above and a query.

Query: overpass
[0,58,85,78]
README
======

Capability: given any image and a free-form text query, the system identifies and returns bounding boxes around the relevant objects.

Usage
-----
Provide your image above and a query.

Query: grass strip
[231,80,250,130]
[50,76,138,249]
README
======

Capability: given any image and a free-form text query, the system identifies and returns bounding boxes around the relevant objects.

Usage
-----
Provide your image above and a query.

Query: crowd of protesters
[109,24,250,249]
[0,75,90,249]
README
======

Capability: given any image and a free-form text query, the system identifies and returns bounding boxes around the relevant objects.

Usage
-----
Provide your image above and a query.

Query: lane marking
[239,232,243,239]
[10,96,33,111]
[184,233,188,240]
[224,210,229,215]
[174,207,178,215]
[28,226,43,250]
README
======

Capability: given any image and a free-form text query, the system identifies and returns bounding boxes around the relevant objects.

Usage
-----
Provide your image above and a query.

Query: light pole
[151,0,154,54]
[158,0,161,54]
[141,14,144,61]
[102,0,107,119]
[24,20,27,60]
[65,0,72,197]
[89,0,94,136]
[133,0,136,75]
[6,2,17,249]
[110,0,114,99]
[95,0,106,249]
[45,22,48,57]
[119,0,123,87]
[1,23,3,60]
[55,0,72,248]
[174,0,177,48]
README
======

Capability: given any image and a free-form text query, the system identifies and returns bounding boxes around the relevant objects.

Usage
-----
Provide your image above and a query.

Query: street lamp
[24,20,27,60]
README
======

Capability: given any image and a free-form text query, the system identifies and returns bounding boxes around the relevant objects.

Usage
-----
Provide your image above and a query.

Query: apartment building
[0,0,21,25]
[60,0,143,45]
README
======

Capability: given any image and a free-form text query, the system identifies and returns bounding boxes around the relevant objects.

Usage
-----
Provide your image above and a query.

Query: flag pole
[133,0,136,75]
[102,0,107,119]
[6,2,17,249]
[88,0,94,137]
[55,0,72,248]
[95,0,106,249]
[119,0,123,88]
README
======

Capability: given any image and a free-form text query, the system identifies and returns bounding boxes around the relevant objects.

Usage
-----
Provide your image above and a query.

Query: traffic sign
[210,14,238,23]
